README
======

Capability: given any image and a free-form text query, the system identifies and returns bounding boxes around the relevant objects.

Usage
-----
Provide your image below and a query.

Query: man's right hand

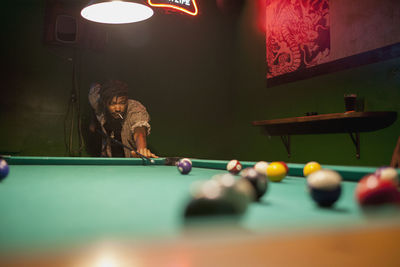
[131,148,158,158]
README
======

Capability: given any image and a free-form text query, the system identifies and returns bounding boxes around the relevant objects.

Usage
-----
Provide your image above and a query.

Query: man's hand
[131,148,158,158]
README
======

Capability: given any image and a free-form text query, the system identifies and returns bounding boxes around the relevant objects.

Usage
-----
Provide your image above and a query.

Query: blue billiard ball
[177,160,192,175]
[306,169,342,207]
[0,159,9,180]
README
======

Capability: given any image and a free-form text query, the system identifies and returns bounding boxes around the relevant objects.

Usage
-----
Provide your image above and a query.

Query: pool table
[0,156,399,266]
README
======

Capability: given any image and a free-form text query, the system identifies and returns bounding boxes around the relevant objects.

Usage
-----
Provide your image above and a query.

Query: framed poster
[266,0,400,87]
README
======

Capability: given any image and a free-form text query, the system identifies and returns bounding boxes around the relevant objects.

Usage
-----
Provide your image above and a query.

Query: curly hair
[99,80,129,111]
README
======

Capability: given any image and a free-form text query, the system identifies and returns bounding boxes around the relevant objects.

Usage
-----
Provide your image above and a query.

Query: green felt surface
[1,157,399,253]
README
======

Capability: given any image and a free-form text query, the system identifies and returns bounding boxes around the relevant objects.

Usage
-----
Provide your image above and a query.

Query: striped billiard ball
[177,159,192,174]
[180,158,192,166]
[355,174,400,206]
[227,159,242,175]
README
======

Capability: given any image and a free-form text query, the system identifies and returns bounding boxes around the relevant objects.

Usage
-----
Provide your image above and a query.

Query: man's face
[107,96,127,119]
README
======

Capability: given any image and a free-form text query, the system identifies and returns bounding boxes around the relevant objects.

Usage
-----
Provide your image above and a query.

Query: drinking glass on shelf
[344,93,357,113]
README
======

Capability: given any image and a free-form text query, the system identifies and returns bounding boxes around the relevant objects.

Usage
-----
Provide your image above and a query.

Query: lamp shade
[81,0,154,24]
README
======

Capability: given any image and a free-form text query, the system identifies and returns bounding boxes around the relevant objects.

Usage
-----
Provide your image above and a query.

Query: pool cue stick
[96,129,154,163]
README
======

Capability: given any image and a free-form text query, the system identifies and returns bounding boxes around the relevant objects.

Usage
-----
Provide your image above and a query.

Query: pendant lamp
[81,0,154,24]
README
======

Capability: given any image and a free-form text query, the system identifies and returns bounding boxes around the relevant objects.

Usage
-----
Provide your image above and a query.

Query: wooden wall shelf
[252,111,397,158]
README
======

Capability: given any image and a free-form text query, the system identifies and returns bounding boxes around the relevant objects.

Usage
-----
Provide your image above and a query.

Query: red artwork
[266,0,330,78]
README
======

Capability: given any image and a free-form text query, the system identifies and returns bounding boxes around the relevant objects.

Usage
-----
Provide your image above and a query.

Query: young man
[88,80,157,158]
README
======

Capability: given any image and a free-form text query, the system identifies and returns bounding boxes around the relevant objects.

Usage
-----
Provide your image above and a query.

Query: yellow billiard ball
[266,162,287,182]
[303,161,322,177]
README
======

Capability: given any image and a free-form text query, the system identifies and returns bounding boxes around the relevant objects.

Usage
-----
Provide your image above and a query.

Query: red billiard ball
[0,159,9,180]
[307,169,342,207]
[227,159,242,175]
[177,160,192,174]
[355,174,400,206]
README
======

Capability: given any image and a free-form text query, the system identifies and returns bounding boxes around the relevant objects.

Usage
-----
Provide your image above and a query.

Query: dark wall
[1,1,73,156]
[0,0,237,158]
[232,1,400,167]
[0,0,399,167]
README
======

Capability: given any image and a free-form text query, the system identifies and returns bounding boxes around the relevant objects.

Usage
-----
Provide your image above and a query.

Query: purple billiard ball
[0,159,10,180]
[177,160,192,175]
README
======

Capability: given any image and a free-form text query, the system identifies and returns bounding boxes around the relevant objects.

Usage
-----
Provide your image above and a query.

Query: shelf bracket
[349,132,360,159]
[280,135,291,158]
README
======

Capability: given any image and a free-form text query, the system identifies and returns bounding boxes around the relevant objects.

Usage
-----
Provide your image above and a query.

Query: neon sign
[147,0,198,16]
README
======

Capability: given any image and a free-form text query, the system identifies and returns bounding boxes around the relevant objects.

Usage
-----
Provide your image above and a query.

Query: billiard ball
[254,161,269,175]
[355,174,400,206]
[303,161,322,177]
[180,158,192,166]
[240,167,268,201]
[184,179,241,218]
[179,158,193,170]
[212,173,253,213]
[374,167,399,186]
[0,159,9,180]
[307,169,342,207]
[177,160,192,174]
[227,159,242,175]
[266,162,286,182]
[235,177,257,203]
